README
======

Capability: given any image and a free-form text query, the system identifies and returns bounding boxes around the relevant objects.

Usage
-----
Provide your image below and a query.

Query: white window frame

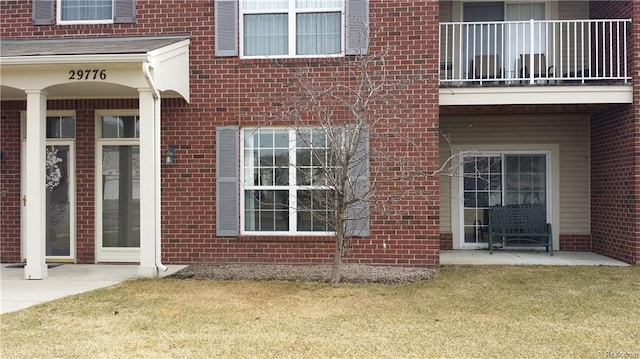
[239,0,345,59]
[57,0,114,25]
[240,127,337,236]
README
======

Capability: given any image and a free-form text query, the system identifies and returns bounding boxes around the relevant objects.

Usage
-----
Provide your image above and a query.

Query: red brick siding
[0,1,442,266]
[591,104,639,264]
[588,0,639,265]
[0,103,22,262]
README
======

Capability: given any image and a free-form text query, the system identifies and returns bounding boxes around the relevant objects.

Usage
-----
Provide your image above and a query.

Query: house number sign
[68,69,107,81]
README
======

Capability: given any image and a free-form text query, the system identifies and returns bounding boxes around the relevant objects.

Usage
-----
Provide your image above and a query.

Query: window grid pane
[244,14,288,56]
[296,0,342,9]
[296,12,341,55]
[46,116,76,139]
[243,0,288,11]
[244,190,289,231]
[101,116,140,139]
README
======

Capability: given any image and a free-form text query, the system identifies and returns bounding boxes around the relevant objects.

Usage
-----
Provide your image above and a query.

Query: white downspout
[143,61,168,273]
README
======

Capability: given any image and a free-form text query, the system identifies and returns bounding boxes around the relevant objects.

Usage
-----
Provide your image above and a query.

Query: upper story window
[59,0,113,23]
[215,0,368,58]
[33,0,136,25]
[240,0,343,58]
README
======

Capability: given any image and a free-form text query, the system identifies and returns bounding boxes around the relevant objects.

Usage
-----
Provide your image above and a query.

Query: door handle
[22,195,26,206]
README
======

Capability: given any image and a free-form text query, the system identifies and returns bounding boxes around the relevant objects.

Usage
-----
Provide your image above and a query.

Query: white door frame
[21,112,77,262]
[451,144,560,250]
[95,110,141,263]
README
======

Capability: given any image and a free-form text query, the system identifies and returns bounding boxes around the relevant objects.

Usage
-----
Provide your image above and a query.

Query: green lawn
[2,266,639,358]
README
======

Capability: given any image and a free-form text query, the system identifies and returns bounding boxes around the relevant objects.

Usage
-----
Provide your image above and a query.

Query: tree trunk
[330,232,344,287]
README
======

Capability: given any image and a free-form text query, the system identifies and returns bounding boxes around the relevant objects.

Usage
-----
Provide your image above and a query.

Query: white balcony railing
[440,19,631,86]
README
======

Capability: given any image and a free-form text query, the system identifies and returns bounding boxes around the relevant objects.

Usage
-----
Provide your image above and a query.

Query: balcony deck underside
[439,84,632,106]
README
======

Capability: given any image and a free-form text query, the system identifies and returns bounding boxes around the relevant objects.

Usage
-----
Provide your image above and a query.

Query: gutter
[143,61,168,273]
[0,54,148,65]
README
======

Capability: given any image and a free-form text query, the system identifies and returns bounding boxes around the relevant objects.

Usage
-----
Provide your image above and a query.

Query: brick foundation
[559,235,592,252]
[439,233,453,250]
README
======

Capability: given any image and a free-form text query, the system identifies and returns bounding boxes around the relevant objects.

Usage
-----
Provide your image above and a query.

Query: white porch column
[24,90,47,280]
[138,89,158,278]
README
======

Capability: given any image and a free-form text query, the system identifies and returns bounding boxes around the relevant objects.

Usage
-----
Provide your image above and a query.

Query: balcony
[439,19,632,106]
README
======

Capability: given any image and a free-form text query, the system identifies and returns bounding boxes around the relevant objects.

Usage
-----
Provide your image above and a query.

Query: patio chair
[519,53,554,82]
[471,55,502,81]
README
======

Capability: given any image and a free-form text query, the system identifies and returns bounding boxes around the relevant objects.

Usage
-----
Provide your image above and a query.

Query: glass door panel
[101,145,140,248]
[462,156,502,244]
[46,144,73,257]
[505,3,546,80]
[463,2,505,79]
[504,154,546,206]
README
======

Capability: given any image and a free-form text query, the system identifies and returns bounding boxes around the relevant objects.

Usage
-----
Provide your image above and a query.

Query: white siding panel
[439,114,590,235]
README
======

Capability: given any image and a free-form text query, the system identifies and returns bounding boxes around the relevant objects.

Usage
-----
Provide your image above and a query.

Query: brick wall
[0,103,22,262]
[0,1,441,266]
[589,1,639,265]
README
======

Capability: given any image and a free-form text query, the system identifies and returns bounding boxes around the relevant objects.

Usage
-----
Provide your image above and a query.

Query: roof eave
[0,53,149,65]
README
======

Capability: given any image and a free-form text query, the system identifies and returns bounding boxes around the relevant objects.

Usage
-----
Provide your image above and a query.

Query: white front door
[96,114,141,262]
[21,115,76,262]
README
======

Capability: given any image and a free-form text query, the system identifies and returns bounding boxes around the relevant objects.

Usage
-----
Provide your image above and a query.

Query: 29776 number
[68,69,107,80]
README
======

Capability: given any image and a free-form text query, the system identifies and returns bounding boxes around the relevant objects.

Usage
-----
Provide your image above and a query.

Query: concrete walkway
[0,264,186,314]
[440,250,630,266]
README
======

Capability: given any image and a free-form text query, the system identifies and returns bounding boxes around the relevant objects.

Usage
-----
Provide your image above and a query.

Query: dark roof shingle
[0,36,189,57]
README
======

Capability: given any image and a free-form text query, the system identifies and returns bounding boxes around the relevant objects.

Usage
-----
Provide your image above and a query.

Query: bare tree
[245,35,471,287]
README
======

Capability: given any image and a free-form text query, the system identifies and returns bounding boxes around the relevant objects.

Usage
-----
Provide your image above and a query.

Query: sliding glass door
[461,153,548,247]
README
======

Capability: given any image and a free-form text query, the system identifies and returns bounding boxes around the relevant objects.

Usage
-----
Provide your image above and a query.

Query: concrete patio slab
[440,250,630,266]
[0,264,187,314]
